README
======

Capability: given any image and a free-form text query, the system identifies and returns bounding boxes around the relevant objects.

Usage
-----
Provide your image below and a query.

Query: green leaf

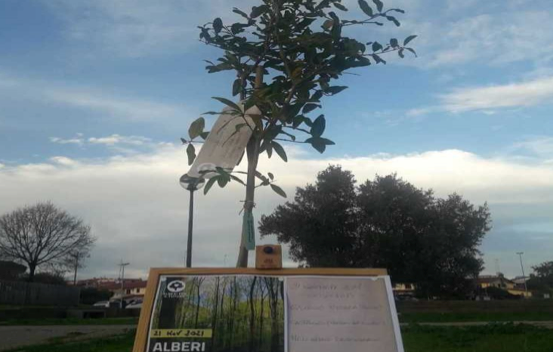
[334,2,348,11]
[229,174,246,186]
[372,54,386,64]
[292,115,304,128]
[386,15,400,27]
[180,137,187,144]
[203,177,218,195]
[398,48,404,58]
[251,5,268,18]
[302,103,319,114]
[305,137,326,153]
[232,8,249,19]
[217,176,228,187]
[249,114,263,131]
[212,97,242,113]
[311,115,326,138]
[405,47,418,57]
[188,117,205,140]
[232,79,241,96]
[311,90,324,102]
[326,86,348,95]
[372,41,383,52]
[272,142,288,162]
[268,172,274,180]
[390,8,405,14]
[200,131,210,140]
[231,23,246,35]
[372,0,383,12]
[213,18,223,34]
[358,0,373,16]
[404,35,418,46]
[186,144,196,166]
[320,138,335,145]
[309,139,325,153]
[390,38,399,48]
[270,184,287,198]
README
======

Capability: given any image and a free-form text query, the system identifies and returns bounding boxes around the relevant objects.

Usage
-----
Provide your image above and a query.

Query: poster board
[133,268,403,352]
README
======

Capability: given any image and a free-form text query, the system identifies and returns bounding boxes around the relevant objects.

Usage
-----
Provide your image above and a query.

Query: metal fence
[0,280,80,306]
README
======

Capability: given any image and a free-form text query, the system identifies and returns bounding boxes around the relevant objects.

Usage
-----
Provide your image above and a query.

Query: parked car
[92,300,109,308]
[126,301,143,309]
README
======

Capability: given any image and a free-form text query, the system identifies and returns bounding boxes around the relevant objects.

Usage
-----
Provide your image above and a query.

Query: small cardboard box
[255,245,283,269]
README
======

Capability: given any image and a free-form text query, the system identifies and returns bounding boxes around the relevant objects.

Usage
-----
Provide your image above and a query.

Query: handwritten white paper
[286,277,402,352]
[187,105,258,179]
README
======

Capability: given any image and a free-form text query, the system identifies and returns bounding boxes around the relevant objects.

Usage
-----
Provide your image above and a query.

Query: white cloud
[50,156,79,166]
[44,0,258,57]
[50,133,160,155]
[382,4,553,69]
[0,71,191,123]
[38,0,553,68]
[50,137,84,145]
[406,75,553,117]
[88,134,152,146]
[440,76,553,113]
[512,136,553,159]
[43,89,185,122]
[1,146,553,278]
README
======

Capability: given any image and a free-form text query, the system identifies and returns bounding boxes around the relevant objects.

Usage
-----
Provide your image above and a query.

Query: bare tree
[0,202,94,282]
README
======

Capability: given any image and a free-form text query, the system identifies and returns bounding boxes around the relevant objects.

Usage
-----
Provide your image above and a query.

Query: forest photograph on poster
[148,275,285,352]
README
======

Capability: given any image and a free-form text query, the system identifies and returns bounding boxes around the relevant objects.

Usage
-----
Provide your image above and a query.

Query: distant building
[72,277,117,288]
[477,274,532,298]
[0,261,26,281]
[393,283,416,298]
[512,276,530,290]
[101,279,148,299]
[74,277,148,299]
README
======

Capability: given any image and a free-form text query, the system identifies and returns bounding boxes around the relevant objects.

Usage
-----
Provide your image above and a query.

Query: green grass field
[400,311,553,323]
[6,324,553,352]
[403,323,553,352]
[5,311,552,326]
[5,330,136,352]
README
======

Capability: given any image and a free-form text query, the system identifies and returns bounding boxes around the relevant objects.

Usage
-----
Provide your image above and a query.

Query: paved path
[0,325,135,351]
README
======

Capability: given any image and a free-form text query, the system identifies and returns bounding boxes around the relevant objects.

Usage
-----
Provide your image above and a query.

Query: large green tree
[259,166,491,297]
[183,0,417,267]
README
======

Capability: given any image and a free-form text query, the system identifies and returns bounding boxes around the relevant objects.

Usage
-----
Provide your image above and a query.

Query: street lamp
[516,252,528,294]
[180,174,205,268]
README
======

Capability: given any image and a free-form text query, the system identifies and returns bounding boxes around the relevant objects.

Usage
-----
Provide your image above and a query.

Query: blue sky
[1,0,553,279]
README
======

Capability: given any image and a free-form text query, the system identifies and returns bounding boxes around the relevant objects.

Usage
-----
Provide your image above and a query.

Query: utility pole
[516,252,528,294]
[118,260,130,309]
[73,252,80,285]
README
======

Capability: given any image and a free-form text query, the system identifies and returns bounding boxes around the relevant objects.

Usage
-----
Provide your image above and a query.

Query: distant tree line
[528,261,553,294]
[260,165,492,298]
